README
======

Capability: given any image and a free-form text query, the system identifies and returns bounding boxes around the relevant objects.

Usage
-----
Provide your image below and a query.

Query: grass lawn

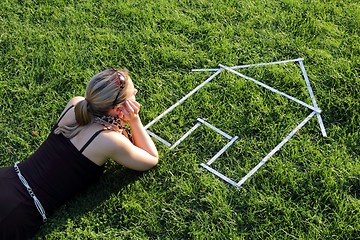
[0,0,359,239]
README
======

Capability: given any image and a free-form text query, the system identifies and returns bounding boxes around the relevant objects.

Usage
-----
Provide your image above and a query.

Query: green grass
[1,0,359,239]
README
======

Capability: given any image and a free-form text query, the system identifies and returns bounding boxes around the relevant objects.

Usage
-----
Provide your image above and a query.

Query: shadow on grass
[35,163,145,237]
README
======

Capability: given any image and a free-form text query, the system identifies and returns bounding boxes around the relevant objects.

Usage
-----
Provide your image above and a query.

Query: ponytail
[75,99,93,126]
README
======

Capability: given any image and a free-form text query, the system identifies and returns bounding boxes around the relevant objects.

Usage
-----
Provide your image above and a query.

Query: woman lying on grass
[0,68,159,239]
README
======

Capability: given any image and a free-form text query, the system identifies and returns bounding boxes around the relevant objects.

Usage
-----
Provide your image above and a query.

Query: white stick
[169,122,202,150]
[298,61,327,137]
[146,130,172,147]
[236,111,316,187]
[145,69,223,130]
[200,163,238,187]
[219,64,321,113]
[191,58,304,72]
[206,136,239,165]
[197,118,233,140]
[231,58,304,70]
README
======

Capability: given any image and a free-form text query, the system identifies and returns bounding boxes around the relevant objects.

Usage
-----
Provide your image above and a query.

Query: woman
[0,68,159,239]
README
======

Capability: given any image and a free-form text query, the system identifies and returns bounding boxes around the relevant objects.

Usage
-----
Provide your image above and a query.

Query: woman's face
[125,77,138,101]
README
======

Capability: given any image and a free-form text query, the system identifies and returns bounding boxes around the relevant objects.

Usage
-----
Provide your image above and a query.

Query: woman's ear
[114,105,121,113]
[116,105,125,119]
[107,105,122,117]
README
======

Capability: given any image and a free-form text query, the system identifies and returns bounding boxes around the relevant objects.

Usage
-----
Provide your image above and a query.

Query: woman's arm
[108,100,158,171]
[108,133,158,171]
[122,100,158,158]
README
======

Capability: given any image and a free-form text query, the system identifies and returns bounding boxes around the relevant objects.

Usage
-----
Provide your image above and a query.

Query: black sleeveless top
[18,106,105,213]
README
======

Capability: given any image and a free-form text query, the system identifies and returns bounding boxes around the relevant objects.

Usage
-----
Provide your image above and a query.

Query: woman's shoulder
[57,96,84,124]
[60,96,84,112]
[68,96,85,107]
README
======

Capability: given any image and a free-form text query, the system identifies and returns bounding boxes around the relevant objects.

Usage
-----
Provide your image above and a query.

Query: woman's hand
[119,100,141,122]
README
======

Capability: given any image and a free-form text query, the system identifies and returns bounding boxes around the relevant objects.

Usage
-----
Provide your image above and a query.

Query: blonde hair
[54,68,130,138]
